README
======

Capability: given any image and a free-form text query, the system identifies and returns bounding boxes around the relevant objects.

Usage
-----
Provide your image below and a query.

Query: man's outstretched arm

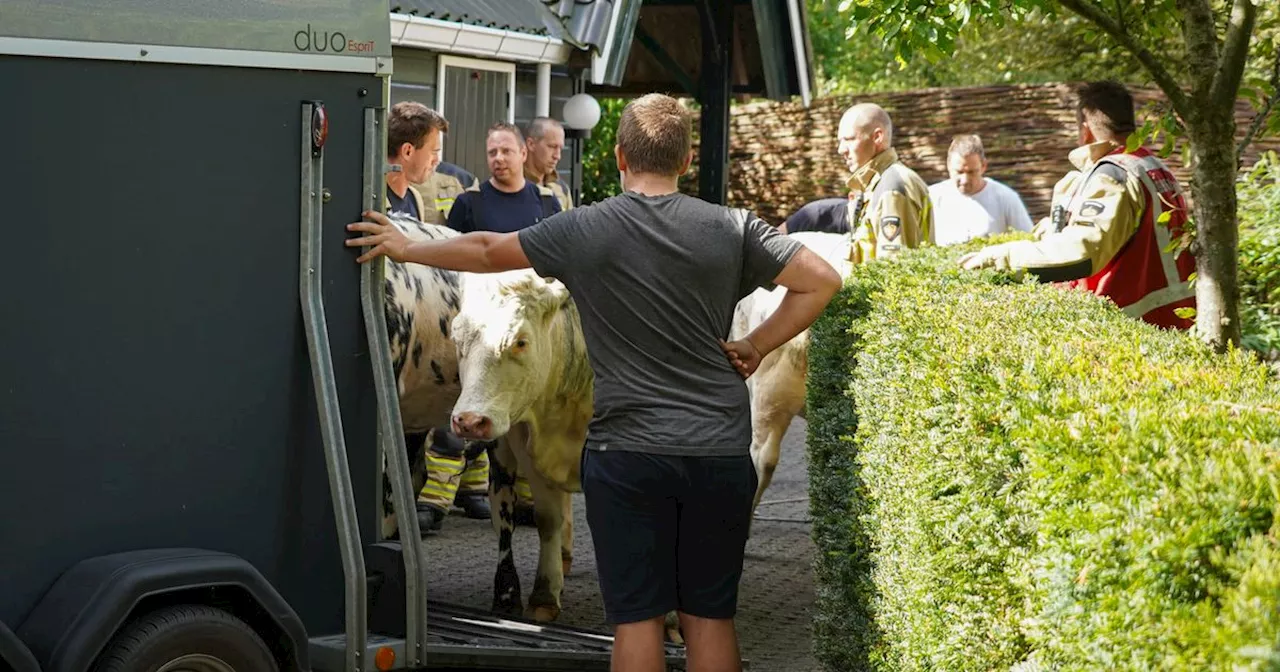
[345,210,531,273]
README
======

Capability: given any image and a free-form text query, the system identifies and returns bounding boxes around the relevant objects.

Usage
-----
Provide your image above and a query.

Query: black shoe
[415,503,445,536]
[512,502,536,527]
[455,494,491,520]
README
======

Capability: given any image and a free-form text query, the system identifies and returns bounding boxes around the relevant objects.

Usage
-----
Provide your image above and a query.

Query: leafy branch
[1056,0,1192,120]
[1238,49,1280,165]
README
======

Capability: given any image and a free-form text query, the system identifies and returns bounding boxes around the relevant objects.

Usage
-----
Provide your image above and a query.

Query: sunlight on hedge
[806,235,1280,671]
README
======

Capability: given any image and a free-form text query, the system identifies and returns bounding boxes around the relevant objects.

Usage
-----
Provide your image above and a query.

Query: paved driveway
[423,418,818,671]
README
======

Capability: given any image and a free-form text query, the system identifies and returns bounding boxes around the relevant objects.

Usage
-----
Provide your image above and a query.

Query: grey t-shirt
[517,191,802,457]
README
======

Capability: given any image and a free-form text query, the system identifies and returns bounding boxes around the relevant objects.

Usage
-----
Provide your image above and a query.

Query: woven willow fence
[680,82,1280,225]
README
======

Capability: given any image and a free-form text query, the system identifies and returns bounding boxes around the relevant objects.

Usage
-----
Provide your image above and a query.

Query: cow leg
[520,470,567,623]
[487,438,523,617]
[560,496,573,576]
[504,429,566,623]
[747,347,807,526]
[750,413,791,514]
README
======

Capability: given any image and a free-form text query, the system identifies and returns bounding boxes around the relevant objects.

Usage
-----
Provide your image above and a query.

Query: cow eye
[515,339,527,349]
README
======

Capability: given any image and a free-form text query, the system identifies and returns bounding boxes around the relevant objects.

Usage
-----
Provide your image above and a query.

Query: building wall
[514,63,577,186]
[389,46,438,108]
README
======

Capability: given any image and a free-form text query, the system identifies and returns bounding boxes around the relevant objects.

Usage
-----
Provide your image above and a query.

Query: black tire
[93,604,278,672]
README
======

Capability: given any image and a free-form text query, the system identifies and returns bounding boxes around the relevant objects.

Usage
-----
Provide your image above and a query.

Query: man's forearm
[402,232,504,272]
[745,288,837,356]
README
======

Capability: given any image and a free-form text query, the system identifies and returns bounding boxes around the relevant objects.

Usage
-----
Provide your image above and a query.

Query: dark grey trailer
[0,2,684,670]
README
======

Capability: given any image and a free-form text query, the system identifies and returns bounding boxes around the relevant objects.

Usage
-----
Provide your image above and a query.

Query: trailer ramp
[310,600,688,671]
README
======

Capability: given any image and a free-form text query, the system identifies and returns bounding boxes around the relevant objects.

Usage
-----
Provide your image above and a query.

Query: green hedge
[807,235,1280,671]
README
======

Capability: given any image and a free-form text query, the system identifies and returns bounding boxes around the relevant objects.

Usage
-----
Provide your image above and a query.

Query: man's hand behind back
[719,338,764,378]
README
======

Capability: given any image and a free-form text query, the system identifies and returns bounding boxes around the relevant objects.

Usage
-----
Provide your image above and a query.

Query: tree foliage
[579,97,628,205]
[808,0,1152,94]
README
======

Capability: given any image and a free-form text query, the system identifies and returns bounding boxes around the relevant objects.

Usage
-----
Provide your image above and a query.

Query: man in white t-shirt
[928,134,1034,246]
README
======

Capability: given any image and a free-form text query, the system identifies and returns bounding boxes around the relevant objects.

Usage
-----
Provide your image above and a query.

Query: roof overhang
[390,12,575,64]
[586,0,814,105]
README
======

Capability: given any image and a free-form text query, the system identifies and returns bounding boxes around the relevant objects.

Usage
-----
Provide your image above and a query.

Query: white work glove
[959,241,1028,271]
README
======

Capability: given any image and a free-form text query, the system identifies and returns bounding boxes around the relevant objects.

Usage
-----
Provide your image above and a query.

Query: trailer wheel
[93,604,279,672]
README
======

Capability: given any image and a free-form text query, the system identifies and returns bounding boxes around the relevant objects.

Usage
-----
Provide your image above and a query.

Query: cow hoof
[527,605,560,623]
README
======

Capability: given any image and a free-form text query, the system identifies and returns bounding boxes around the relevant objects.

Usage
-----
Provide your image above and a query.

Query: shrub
[807,235,1280,671]
[1238,151,1280,362]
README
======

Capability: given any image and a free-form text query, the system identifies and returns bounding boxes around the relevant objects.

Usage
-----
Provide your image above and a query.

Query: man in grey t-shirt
[346,93,842,671]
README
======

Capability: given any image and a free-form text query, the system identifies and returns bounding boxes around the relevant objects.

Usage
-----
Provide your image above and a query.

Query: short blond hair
[948,134,985,161]
[617,94,692,176]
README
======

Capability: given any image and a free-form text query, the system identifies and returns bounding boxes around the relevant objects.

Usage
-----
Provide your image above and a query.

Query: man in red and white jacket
[958,80,1196,330]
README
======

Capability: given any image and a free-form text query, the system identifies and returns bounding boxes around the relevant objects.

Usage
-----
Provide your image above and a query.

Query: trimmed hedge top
[806,234,1280,671]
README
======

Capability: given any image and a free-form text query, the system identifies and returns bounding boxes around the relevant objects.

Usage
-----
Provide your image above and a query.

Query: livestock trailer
[0,2,686,670]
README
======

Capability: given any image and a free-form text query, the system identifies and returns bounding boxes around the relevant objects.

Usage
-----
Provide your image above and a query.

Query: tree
[808,0,1152,94]
[838,0,1280,351]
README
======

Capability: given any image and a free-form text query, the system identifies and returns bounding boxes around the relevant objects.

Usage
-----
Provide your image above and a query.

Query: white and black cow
[447,270,592,624]
[375,212,466,540]
[729,231,854,520]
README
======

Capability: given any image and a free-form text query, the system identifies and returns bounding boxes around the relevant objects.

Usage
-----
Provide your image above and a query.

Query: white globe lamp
[562,93,602,139]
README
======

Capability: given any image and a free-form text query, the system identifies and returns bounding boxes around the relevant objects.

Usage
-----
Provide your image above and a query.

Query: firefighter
[837,103,934,264]
[415,155,493,528]
[414,157,478,225]
[524,116,573,212]
[383,101,440,223]
[957,80,1196,330]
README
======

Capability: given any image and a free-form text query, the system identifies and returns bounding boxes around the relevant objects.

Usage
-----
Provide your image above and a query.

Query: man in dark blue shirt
[448,122,561,234]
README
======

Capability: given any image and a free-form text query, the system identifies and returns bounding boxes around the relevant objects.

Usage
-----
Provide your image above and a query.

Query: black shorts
[581,448,758,625]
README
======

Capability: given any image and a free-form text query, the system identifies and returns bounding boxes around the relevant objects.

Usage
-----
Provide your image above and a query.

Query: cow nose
[452,412,492,440]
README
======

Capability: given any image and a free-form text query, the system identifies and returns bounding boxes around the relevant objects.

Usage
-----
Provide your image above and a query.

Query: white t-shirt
[928,177,1035,246]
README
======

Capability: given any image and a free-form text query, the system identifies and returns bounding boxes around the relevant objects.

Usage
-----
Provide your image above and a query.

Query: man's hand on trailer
[346,210,532,273]
[346,211,412,263]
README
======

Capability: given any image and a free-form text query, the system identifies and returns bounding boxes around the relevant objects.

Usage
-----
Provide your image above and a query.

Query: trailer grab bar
[299,100,367,672]
[359,106,430,667]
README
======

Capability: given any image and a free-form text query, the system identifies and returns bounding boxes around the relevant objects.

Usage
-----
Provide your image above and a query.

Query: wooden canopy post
[696,0,733,204]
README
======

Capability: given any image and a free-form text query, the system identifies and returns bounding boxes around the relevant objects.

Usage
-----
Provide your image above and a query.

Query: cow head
[450,271,577,441]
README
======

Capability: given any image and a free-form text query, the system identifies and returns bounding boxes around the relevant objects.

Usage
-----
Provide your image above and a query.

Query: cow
[446,270,696,645]
[371,215,585,618]
[729,231,854,521]
[374,212,466,541]
[447,269,592,624]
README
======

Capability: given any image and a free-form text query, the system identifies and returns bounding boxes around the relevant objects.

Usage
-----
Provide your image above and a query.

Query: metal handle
[299,100,367,672]
[359,107,430,666]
